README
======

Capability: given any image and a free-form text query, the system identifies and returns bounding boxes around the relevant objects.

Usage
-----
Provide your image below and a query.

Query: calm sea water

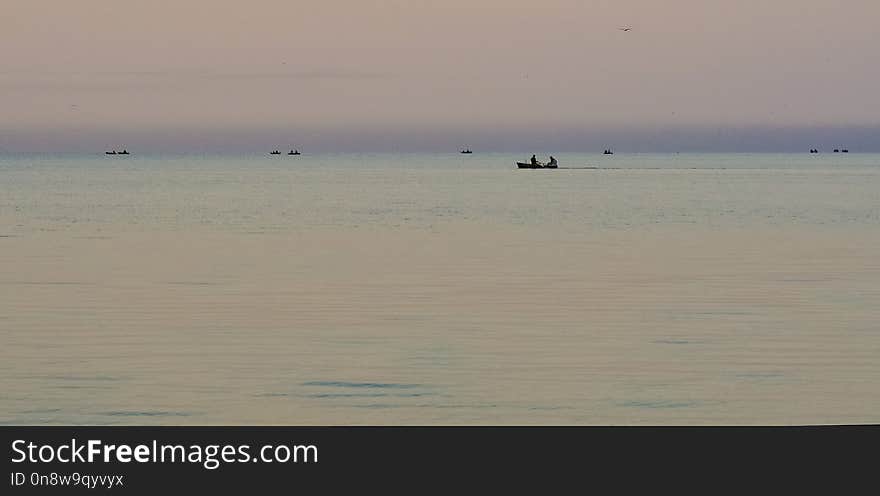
[1,153,879,424]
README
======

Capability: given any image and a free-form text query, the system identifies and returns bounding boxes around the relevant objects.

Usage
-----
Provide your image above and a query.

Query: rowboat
[516,162,558,169]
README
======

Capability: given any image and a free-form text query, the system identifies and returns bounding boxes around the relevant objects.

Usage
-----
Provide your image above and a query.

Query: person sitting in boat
[530,154,539,166]
[548,156,558,166]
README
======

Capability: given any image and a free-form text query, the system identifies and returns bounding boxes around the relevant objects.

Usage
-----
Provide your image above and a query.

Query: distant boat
[105,149,129,155]
[603,149,614,155]
[288,149,301,155]
[517,162,557,169]
[105,151,116,155]
[118,149,129,155]
[270,150,281,155]
[842,149,849,153]
[460,149,473,154]
[833,149,840,153]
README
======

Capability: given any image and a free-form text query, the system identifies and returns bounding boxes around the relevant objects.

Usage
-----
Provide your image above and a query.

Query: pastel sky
[2,0,879,151]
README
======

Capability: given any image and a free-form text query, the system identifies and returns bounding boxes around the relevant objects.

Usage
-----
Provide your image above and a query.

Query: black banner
[2,426,876,493]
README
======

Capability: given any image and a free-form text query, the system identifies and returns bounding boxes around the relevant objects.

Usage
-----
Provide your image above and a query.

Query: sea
[1,152,878,424]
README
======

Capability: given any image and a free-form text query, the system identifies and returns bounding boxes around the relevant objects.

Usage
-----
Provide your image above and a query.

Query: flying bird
[619,27,632,32]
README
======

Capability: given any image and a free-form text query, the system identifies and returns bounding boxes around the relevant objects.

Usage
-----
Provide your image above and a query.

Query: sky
[2,0,879,152]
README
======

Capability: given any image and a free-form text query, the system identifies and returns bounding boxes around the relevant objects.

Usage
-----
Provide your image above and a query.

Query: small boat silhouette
[516,162,558,169]
[288,149,301,155]
[460,149,473,154]
[603,149,614,155]
[105,151,117,155]
[270,150,281,155]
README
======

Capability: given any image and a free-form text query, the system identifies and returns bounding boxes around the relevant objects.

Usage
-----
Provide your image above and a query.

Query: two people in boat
[530,154,558,166]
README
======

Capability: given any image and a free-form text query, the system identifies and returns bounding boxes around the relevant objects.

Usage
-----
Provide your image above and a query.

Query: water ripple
[302,381,423,389]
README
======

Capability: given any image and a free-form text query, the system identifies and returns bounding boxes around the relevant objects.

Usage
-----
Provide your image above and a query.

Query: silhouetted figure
[530,154,539,166]
[548,156,558,166]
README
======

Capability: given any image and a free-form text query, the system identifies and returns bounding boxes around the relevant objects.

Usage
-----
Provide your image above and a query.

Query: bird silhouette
[619,27,632,32]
